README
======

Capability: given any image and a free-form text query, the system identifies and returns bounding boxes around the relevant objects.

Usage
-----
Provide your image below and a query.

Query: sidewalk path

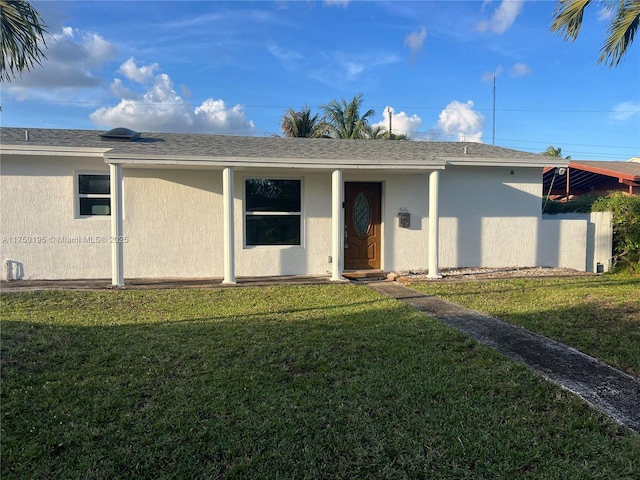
[368,281,640,434]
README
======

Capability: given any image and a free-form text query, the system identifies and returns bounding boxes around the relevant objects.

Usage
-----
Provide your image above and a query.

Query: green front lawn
[2,285,639,479]
[407,275,640,376]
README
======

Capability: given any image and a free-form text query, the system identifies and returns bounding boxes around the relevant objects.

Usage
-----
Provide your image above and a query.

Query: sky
[1,0,639,161]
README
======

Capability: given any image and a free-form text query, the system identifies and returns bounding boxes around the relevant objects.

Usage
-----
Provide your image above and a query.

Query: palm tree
[320,93,375,139]
[365,124,385,140]
[551,0,639,68]
[365,124,409,140]
[385,132,408,141]
[1,0,48,82]
[542,145,571,159]
[280,105,323,138]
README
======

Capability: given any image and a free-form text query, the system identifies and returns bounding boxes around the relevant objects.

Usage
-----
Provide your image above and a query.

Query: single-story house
[1,127,611,286]
[543,160,640,200]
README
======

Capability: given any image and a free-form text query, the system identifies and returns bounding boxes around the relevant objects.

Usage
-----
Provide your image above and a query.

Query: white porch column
[110,163,124,287]
[222,167,236,284]
[331,169,344,281]
[428,170,442,279]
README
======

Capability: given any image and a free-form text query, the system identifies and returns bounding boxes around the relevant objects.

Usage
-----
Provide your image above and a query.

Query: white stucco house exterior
[0,127,611,286]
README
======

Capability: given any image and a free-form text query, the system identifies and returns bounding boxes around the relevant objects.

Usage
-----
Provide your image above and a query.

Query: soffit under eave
[103,155,447,171]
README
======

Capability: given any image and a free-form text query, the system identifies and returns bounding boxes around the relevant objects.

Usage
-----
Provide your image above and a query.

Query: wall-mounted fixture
[398,208,410,228]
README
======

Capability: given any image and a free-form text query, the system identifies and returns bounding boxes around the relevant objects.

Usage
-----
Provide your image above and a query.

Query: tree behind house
[280,105,323,138]
[320,93,375,139]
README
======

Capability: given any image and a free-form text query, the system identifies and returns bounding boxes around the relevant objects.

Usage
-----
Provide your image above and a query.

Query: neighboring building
[1,127,611,285]
[543,160,640,200]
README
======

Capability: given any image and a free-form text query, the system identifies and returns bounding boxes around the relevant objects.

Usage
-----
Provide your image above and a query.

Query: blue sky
[2,0,639,160]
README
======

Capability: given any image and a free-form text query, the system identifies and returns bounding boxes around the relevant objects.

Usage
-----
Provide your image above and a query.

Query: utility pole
[388,107,392,138]
[492,72,496,146]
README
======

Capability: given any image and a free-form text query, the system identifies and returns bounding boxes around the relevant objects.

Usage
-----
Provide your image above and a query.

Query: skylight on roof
[100,128,141,142]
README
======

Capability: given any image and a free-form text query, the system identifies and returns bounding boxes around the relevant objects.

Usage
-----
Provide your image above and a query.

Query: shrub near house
[593,192,640,272]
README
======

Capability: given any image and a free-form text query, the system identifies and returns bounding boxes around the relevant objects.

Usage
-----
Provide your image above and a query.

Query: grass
[2,284,639,479]
[407,275,640,377]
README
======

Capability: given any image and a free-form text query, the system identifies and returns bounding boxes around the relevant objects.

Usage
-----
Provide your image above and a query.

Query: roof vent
[100,127,141,142]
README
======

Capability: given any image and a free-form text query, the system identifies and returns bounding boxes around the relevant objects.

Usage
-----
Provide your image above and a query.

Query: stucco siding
[380,173,430,272]
[122,168,223,278]
[3,153,600,280]
[439,166,543,268]
[539,212,613,272]
[538,218,587,271]
[1,155,112,279]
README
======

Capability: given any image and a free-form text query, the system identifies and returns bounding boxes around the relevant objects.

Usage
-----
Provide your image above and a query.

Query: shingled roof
[1,127,559,169]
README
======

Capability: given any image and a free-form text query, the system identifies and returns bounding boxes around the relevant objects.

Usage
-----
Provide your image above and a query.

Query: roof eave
[0,144,112,157]
[444,157,567,168]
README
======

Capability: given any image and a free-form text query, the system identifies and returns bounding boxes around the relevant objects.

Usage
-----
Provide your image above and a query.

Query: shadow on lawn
[3,294,640,479]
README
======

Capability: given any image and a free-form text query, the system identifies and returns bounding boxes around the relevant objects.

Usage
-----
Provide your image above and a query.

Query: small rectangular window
[245,179,301,246]
[78,174,110,216]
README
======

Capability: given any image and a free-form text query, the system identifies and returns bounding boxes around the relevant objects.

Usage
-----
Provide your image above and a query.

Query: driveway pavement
[368,280,640,435]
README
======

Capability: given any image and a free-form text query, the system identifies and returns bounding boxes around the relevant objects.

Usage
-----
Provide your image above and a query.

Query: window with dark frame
[245,179,301,246]
[78,174,110,216]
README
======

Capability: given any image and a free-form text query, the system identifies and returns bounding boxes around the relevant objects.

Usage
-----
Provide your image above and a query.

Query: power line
[2,97,640,115]
[3,99,637,158]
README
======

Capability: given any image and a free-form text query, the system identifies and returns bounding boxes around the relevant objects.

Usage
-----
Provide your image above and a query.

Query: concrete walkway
[367,280,640,434]
[0,275,336,292]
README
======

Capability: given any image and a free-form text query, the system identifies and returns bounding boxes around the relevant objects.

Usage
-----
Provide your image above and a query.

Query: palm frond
[280,104,322,137]
[550,0,593,41]
[321,93,375,139]
[599,0,640,67]
[0,0,48,81]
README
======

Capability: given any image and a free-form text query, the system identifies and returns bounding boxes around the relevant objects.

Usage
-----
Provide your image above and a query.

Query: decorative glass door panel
[344,183,381,270]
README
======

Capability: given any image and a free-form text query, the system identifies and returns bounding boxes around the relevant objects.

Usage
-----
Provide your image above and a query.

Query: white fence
[539,212,613,273]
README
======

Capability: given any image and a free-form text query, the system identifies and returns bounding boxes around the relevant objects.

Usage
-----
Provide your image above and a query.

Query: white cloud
[404,27,427,51]
[481,63,529,82]
[611,101,640,122]
[194,99,257,132]
[2,26,117,91]
[268,44,303,63]
[324,0,350,7]
[476,0,524,34]
[597,6,615,21]
[118,57,159,83]
[109,78,138,100]
[510,62,531,77]
[372,107,422,138]
[310,51,400,87]
[432,100,485,142]
[481,65,503,83]
[404,27,427,59]
[90,60,255,134]
[345,61,365,79]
